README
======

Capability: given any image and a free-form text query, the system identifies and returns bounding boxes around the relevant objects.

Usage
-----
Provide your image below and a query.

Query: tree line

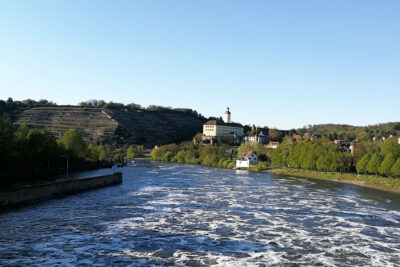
[78,100,204,118]
[150,140,268,171]
[0,98,205,122]
[271,136,400,177]
[0,116,120,185]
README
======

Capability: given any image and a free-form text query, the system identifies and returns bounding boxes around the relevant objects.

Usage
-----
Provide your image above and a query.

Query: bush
[162,152,174,162]
[227,162,235,169]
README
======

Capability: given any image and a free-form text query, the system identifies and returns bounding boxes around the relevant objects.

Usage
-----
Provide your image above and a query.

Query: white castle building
[202,107,244,141]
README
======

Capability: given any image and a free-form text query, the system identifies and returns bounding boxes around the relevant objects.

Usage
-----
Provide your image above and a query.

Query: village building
[333,139,343,144]
[266,141,280,149]
[292,134,301,139]
[202,107,244,143]
[242,129,269,144]
[236,151,258,168]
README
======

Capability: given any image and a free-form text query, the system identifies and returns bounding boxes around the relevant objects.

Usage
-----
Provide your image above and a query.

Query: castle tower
[224,107,231,123]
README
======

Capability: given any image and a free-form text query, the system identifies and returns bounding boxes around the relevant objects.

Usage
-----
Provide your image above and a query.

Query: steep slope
[108,109,205,146]
[17,106,205,147]
[18,107,118,143]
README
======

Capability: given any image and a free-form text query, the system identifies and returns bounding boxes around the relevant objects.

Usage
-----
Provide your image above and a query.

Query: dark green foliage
[330,151,352,174]
[0,98,57,121]
[268,128,283,142]
[0,116,111,185]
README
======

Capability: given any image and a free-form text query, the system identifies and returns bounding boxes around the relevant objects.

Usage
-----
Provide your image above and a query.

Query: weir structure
[0,173,123,210]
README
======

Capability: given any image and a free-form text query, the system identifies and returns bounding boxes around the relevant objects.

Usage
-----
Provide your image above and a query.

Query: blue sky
[1,0,399,129]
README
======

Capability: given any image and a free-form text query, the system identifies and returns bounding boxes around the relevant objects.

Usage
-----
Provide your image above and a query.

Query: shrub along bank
[150,141,268,171]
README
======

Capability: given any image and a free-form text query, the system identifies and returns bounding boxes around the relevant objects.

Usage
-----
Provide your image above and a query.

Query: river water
[1,161,400,266]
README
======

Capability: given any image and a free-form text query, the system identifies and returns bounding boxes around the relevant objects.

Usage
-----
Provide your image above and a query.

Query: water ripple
[1,161,400,266]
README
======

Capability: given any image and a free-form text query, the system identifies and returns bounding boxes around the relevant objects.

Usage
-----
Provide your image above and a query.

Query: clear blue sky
[1,0,399,129]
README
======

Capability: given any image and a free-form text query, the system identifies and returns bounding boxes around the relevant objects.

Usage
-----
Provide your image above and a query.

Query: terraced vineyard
[18,107,118,143]
[17,107,205,146]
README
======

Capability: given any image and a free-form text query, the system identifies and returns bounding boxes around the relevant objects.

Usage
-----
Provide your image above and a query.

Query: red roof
[203,120,243,127]
[204,120,218,125]
[268,142,280,145]
[244,151,253,157]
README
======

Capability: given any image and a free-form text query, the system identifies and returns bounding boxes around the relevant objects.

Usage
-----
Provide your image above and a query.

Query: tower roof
[225,107,231,114]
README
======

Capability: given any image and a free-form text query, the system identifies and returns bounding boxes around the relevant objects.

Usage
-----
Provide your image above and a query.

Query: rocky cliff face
[18,107,205,147]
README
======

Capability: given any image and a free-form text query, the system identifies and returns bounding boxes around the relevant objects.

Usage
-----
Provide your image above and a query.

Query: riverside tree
[356,154,370,175]
[378,153,395,176]
[367,154,382,176]
[61,129,87,158]
[390,158,400,177]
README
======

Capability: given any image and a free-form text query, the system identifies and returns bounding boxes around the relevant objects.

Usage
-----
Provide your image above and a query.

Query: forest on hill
[0,98,206,147]
[296,122,400,141]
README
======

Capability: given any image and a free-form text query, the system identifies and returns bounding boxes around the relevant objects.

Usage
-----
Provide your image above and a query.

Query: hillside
[18,107,118,143]
[297,122,400,141]
[109,109,205,146]
[17,106,205,147]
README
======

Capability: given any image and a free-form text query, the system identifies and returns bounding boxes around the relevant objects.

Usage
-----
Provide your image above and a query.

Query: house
[293,134,301,139]
[333,139,343,144]
[236,151,258,168]
[349,142,355,153]
[242,128,269,144]
[202,107,244,143]
[267,141,280,149]
[303,133,312,140]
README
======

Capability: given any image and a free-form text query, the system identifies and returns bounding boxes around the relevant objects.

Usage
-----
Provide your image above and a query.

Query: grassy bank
[266,167,400,194]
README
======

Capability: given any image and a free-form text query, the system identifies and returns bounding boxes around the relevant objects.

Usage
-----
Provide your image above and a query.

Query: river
[1,160,400,266]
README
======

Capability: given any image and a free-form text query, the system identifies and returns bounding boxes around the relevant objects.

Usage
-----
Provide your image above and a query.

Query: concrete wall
[0,173,122,209]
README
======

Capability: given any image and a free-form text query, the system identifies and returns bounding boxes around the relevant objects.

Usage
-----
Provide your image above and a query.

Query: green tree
[270,136,294,167]
[126,145,144,160]
[356,154,370,175]
[379,138,400,158]
[316,154,332,172]
[366,153,382,176]
[330,151,352,174]
[268,128,282,141]
[162,152,174,162]
[61,129,87,157]
[199,145,223,167]
[390,158,400,177]
[288,142,304,168]
[378,153,395,176]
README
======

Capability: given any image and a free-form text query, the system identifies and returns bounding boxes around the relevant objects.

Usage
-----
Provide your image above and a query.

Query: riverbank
[0,173,123,210]
[266,168,400,194]
[149,159,400,194]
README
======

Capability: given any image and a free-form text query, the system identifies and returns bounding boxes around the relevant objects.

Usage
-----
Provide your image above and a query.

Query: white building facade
[236,152,258,168]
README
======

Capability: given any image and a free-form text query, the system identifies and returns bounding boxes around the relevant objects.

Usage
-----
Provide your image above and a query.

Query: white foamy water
[1,160,400,266]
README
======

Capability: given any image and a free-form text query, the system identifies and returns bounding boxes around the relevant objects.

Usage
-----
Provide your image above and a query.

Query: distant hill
[297,123,400,141]
[16,106,205,147]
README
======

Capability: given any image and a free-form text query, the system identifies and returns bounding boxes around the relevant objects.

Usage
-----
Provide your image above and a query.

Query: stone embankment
[0,173,122,209]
